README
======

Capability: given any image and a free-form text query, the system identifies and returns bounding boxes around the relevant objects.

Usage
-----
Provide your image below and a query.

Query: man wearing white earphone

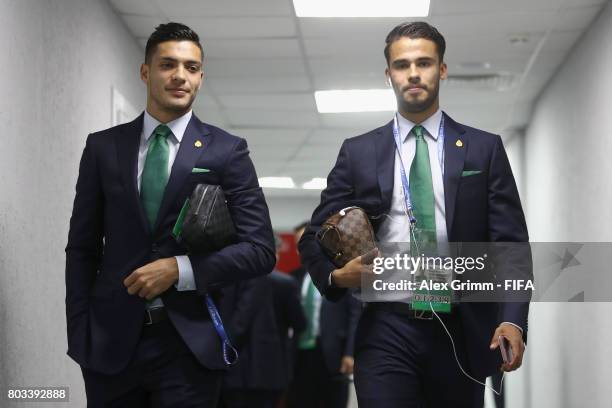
[299,22,530,407]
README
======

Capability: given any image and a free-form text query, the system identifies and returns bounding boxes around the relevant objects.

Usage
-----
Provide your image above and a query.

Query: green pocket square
[191,167,211,173]
[172,199,190,239]
[461,170,482,177]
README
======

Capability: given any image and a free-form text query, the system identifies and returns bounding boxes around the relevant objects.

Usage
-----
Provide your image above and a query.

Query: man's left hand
[123,258,179,300]
[339,356,354,375]
[489,323,525,372]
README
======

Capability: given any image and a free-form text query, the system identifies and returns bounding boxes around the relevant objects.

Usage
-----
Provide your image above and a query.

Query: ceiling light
[293,0,430,17]
[315,89,396,113]
[302,178,327,189]
[259,177,296,189]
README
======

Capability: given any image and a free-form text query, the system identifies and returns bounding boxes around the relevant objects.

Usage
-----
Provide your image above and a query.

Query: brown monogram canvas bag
[316,206,376,267]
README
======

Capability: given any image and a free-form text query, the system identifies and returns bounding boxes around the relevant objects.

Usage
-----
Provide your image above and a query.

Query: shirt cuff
[501,321,523,334]
[175,255,196,291]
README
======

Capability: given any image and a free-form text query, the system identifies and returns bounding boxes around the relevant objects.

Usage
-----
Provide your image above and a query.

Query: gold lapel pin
[456,140,463,147]
[194,140,203,148]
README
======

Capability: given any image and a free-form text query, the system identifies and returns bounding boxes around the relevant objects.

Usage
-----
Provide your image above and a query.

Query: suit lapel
[115,113,151,235]
[375,120,396,210]
[442,112,467,237]
[154,115,211,234]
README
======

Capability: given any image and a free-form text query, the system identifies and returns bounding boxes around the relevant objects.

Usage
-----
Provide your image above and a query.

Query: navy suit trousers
[81,320,223,408]
[354,306,486,408]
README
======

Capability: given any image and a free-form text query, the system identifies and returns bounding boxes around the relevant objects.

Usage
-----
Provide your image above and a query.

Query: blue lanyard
[391,113,445,224]
[205,294,239,366]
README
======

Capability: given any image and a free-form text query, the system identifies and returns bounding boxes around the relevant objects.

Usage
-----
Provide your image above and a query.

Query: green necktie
[409,125,437,247]
[298,279,317,350]
[141,124,172,228]
[409,125,451,313]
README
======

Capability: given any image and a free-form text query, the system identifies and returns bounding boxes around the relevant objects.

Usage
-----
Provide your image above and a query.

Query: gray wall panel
[511,2,612,408]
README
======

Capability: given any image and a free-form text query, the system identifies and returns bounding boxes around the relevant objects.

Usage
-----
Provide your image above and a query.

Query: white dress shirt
[139,110,196,310]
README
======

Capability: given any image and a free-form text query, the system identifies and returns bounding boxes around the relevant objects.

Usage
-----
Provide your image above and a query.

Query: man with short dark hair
[299,21,530,407]
[65,22,275,407]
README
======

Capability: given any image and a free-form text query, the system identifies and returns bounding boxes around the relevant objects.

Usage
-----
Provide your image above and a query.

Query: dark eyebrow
[392,56,435,66]
[158,57,201,66]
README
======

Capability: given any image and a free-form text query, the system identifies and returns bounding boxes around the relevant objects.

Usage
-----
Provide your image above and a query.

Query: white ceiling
[109,0,609,196]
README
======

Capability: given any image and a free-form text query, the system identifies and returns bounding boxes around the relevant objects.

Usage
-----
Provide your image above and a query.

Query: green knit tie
[298,279,317,350]
[409,125,436,247]
[141,124,172,228]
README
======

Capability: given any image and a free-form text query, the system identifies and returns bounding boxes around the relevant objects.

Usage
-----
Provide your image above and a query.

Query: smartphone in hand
[499,335,513,364]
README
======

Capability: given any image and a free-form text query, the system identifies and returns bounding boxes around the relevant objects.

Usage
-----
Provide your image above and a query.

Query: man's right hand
[330,248,378,288]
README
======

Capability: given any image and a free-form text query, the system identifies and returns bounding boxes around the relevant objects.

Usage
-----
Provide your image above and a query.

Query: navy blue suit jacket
[222,270,306,391]
[298,112,530,378]
[65,113,275,375]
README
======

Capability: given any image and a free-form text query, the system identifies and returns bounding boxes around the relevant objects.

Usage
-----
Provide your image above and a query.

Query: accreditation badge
[408,227,453,313]
[411,266,453,313]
